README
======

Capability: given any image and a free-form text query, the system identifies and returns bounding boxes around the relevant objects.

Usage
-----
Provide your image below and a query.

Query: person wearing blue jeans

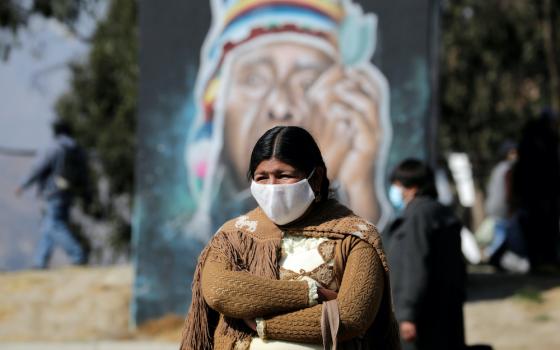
[34,196,86,268]
[485,214,529,272]
[15,120,88,269]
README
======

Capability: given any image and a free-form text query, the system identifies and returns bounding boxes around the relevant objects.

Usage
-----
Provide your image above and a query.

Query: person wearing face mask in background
[181,126,400,350]
[383,159,466,350]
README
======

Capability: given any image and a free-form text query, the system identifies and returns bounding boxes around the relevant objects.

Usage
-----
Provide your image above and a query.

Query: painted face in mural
[187,0,392,233]
[223,42,333,187]
[222,39,383,221]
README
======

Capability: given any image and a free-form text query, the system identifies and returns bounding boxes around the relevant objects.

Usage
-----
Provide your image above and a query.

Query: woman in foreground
[181,126,400,350]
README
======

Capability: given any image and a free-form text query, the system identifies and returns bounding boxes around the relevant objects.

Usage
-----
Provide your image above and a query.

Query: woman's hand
[318,287,338,302]
[400,321,417,342]
[244,318,257,331]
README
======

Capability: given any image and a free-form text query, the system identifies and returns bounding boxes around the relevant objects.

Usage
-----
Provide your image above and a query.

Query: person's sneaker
[499,250,530,274]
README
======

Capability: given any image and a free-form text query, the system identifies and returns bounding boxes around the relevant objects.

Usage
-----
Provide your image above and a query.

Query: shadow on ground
[467,264,560,302]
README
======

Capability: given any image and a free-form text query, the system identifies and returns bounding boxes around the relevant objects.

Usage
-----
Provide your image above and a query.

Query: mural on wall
[185,0,392,243]
[134,0,437,324]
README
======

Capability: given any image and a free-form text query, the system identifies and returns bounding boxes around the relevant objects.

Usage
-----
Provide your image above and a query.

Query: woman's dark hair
[390,158,438,199]
[248,126,330,201]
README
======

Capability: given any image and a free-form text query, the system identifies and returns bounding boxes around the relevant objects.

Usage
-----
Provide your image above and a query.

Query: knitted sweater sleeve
[201,247,312,319]
[263,240,385,342]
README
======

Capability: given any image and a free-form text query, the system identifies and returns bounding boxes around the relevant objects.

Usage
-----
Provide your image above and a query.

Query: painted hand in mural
[308,65,381,220]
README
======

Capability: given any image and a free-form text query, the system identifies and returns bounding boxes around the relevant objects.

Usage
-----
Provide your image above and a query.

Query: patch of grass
[514,286,544,304]
[534,314,551,322]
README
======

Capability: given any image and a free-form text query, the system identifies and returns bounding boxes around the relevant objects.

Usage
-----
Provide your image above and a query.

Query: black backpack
[53,142,89,194]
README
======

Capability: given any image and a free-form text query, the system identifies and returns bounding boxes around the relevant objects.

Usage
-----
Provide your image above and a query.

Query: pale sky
[0,4,103,151]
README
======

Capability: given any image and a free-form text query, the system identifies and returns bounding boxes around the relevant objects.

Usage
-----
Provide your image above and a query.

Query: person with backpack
[15,120,89,269]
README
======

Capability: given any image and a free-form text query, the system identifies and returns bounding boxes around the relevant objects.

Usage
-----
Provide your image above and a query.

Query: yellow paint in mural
[224,0,345,25]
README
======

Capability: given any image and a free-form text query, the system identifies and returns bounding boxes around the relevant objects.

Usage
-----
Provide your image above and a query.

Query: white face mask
[250,173,316,225]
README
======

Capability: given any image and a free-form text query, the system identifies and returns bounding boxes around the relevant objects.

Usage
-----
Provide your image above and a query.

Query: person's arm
[201,246,316,319]
[395,209,431,324]
[259,241,385,343]
[17,143,58,192]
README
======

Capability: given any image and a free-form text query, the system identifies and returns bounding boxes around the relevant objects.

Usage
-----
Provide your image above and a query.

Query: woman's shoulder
[214,206,282,240]
[315,199,380,236]
[290,200,381,246]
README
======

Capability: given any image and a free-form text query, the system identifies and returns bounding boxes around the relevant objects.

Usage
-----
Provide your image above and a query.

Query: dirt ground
[465,268,560,350]
[0,265,559,349]
[466,288,560,350]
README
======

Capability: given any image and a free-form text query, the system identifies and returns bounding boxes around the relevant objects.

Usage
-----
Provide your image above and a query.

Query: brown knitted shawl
[180,199,400,350]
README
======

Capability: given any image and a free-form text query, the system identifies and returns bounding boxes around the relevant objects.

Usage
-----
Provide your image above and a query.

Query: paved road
[0,342,177,350]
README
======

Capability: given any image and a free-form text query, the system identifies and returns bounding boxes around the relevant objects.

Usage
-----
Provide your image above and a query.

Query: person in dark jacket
[15,120,88,269]
[511,108,560,271]
[384,159,466,350]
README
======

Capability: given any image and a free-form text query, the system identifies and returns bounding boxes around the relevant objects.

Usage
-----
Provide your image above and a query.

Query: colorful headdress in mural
[187,0,378,199]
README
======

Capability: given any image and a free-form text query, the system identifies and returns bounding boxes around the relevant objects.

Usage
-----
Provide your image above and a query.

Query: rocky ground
[0,265,559,349]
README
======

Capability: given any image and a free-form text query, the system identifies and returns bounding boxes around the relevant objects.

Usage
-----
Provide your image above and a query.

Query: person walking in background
[512,108,560,272]
[383,159,466,350]
[15,120,89,269]
[485,141,517,222]
[484,141,529,272]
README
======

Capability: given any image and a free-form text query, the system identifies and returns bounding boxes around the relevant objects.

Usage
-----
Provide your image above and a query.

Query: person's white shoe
[500,250,530,274]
